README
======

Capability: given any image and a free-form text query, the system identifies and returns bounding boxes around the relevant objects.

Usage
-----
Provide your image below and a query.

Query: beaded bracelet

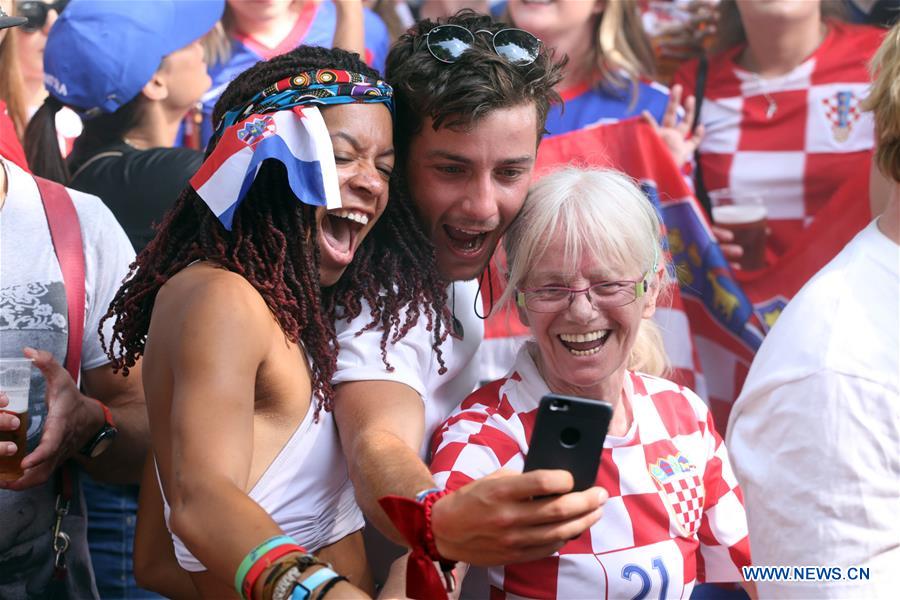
[234,535,307,600]
[265,554,325,600]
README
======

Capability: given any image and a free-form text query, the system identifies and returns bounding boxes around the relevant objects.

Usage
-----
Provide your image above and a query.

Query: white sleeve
[332,302,434,401]
[74,190,136,371]
[727,370,900,599]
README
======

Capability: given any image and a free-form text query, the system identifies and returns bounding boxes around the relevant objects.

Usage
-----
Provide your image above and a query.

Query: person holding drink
[429,168,753,598]
[709,190,769,271]
[0,357,32,480]
[673,0,884,268]
[0,143,148,596]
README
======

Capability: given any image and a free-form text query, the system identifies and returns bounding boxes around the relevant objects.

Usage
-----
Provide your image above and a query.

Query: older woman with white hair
[429,168,753,599]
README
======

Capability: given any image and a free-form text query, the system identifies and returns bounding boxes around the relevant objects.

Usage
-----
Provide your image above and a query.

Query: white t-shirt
[727,220,900,599]
[333,279,483,458]
[333,279,483,584]
[0,158,134,599]
[0,158,135,446]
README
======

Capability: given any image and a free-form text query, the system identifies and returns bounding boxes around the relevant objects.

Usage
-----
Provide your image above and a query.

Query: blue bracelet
[290,567,340,600]
[415,487,442,503]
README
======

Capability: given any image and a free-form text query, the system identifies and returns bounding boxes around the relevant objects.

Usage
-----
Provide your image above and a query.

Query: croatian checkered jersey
[673,21,883,260]
[430,345,751,599]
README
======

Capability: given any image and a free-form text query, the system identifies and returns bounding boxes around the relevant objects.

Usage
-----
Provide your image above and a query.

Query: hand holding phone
[523,394,614,492]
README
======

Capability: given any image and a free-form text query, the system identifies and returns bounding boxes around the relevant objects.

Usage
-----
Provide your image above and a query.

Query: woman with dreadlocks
[101,45,450,600]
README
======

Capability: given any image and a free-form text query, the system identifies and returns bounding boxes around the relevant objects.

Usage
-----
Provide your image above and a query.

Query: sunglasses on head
[15,0,68,33]
[425,24,541,66]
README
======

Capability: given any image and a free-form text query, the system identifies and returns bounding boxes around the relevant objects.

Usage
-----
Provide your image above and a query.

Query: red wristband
[421,490,449,562]
[379,491,456,600]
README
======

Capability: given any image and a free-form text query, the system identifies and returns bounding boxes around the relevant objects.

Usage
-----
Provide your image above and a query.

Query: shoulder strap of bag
[34,176,84,381]
[692,54,714,222]
[33,176,84,590]
[69,150,124,183]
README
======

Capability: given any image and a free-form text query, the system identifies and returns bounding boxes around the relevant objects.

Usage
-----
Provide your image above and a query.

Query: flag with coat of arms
[190,106,341,230]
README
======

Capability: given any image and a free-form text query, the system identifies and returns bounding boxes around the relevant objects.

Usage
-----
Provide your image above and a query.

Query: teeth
[570,347,602,357]
[331,210,369,226]
[559,330,608,343]
[449,226,489,236]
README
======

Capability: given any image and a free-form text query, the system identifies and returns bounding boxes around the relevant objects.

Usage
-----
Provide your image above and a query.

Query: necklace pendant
[766,100,777,120]
[452,315,464,340]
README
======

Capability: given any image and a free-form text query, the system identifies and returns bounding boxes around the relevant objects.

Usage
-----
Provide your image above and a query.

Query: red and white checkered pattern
[673,22,882,259]
[430,346,751,599]
[663,475,705,536]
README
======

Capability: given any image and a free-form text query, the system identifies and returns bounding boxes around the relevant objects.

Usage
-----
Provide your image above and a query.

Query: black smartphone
[523,394,614,492]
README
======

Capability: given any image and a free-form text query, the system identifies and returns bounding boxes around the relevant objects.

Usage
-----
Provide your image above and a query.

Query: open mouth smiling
[443,224,491,254]
[320,209,371,261]
[558,329,612,356]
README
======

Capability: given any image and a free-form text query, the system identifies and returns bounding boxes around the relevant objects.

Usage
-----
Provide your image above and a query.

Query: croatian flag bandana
[190,106,340,230]
[191,69,393,230]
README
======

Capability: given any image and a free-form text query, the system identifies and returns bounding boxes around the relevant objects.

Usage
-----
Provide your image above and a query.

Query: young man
[333,11,607,582]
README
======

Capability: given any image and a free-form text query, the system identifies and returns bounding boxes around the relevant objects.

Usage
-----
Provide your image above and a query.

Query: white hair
[501,167,671,375]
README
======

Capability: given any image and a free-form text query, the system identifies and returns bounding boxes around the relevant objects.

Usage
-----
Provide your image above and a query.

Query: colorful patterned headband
[212,69,394,142]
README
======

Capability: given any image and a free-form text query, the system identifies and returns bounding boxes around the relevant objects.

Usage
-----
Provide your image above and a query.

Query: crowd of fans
[0,1,897,599]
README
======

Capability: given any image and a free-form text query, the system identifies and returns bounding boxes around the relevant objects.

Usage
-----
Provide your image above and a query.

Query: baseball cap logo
[44,73,68,97]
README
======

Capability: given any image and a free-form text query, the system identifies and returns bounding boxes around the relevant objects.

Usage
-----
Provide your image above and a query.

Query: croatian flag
[190,106,341,230]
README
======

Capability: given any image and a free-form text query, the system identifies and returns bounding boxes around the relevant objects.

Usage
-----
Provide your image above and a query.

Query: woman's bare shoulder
[150,262,275,346]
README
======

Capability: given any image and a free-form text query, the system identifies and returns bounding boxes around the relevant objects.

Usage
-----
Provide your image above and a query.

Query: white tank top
[158,400,364,572]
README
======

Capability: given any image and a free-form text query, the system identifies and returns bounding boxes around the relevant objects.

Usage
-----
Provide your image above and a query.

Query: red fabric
[378,494,453,600]
[0,101,28,171]
[35,177,84,381]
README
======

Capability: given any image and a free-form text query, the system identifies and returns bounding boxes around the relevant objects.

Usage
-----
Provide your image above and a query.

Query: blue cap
[43,0,224,118]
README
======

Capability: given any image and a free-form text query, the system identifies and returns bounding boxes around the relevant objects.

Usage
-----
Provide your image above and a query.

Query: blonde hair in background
[501,168,671,377]
[507,0,656,99]
[0,26,28,139]
[863,22,900,183]
[595,0,657,90]
[202,21,232,67]
[715,0,847,53]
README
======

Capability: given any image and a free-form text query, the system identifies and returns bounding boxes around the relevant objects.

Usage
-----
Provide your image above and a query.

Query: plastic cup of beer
[711,196,768,271]
[0,358,32,481]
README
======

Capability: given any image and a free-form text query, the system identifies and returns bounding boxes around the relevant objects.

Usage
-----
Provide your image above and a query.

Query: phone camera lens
[560,427,580,448]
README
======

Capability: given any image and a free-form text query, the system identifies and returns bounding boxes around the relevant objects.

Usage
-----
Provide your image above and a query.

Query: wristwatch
[79,400,118,458]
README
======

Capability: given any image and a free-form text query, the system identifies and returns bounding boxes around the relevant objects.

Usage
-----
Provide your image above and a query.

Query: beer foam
[2,388,28,413]
[712,204,767,225]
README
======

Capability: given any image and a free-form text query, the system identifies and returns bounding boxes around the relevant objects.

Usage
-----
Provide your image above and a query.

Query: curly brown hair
[101,46,450,415]
[385,10,565,162]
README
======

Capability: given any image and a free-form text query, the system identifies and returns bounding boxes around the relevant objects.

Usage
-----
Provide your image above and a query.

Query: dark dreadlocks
[101,46,450,414]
